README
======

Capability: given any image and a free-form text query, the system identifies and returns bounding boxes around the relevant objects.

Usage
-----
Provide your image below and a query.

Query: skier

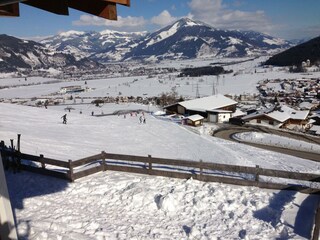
[61,114,67,124]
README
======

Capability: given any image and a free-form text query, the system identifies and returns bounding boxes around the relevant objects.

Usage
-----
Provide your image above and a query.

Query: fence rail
[1,147,319,194]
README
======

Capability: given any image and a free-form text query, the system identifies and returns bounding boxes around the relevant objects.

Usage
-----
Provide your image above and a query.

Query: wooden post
[40,154,45,169]
[17,134,21,171]
[17,134,21,152]
[68,160,74,182]
[148,154,152,175]
[255,165,260,182]
[312,201,320,240]
[10,139,14,150]
[101,151,106,171]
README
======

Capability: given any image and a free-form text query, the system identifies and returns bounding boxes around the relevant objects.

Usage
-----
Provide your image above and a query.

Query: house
[164,94,237,123]
[243,105,310,129]
[185,114,204,127]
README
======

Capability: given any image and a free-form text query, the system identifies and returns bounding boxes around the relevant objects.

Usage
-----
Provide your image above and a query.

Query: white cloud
[188,0,273,33]
[151,10,177,27]
[73,15,147,31]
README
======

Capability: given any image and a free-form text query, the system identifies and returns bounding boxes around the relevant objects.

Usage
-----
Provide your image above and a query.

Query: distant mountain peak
[33,18,292,63]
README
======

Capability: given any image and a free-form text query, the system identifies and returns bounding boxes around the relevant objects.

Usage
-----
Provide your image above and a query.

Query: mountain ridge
[0,34,103,73]
[265,35,320,66]
[42,18,292,63]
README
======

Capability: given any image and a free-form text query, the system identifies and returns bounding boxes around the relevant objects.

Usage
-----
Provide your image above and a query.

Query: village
[46,76,320,135]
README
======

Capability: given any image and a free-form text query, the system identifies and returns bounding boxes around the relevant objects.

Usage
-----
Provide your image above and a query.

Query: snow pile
[233,132,320,154]
[6,171,319,240]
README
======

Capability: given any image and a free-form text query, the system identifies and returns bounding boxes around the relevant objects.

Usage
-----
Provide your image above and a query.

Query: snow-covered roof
[232,109,246,118]
[266,106,309,123]
[299,101,314,110]
[179,94,237,111]
[186,114,204,121]
[267,111,290,123]
[280,105,309,120]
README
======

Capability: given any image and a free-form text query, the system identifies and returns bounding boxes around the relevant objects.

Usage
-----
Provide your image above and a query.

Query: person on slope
[61,114,67,124]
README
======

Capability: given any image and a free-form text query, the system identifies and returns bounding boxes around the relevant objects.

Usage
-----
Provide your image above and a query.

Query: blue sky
[0,0,319,40]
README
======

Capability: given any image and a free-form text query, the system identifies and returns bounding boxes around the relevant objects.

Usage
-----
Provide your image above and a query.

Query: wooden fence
[2,147,320,238]
[1,148,320,194]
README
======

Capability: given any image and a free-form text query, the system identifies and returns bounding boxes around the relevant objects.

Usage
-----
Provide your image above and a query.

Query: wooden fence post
[17,134,21,152]
[40,154,45,169]
[255,165,260,183]
[148,154,152,175]
[68,160,74,182]
[10,139,14,150]
[101,151,106,171]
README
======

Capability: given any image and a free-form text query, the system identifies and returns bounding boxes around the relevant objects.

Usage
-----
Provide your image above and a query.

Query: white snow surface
[234,132,320,154]
[146,22,179,47]
[7,170,319,240]
[1,57,320,239]
[263,37,286,45]
[1,102,320,239]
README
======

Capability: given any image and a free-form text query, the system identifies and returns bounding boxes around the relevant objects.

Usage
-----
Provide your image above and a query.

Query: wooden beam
[69,0,117,20]
[105,0,130,7]
[0,0,20,6]
[0,2,19,17]
[22,0,69,15]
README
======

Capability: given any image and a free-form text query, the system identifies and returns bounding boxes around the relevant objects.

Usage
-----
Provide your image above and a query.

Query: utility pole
[196,83,200,98]
[212,80,216,95]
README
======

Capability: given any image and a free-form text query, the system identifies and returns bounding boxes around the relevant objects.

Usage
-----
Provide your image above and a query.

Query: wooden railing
[1,149,320,194]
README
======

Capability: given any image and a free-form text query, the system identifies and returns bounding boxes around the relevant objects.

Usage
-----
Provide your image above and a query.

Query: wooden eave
[0,2,19,16]
[0,0,130,19]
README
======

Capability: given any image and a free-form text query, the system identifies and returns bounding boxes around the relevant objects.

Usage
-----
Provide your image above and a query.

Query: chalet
[164,94,237,123]
[243,105,310,129]
[185,114,204,127]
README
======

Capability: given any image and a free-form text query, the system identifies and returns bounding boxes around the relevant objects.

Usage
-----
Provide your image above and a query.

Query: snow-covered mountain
[41,30,147,62]
[0,34,102,73]
[41,18,291,63]
[124,18,291,61]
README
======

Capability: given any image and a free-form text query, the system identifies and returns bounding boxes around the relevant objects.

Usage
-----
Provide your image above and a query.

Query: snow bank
[233,132,320,154]
[6,171,319,240]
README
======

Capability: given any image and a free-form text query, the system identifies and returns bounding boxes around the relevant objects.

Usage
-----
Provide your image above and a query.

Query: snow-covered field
[1,57,320,100]
[1,57,320,239]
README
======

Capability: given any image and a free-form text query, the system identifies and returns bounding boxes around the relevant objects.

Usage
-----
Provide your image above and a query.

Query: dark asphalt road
[213,124,320,162]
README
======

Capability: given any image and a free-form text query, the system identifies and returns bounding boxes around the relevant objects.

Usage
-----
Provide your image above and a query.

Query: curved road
[213,124,320,162]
